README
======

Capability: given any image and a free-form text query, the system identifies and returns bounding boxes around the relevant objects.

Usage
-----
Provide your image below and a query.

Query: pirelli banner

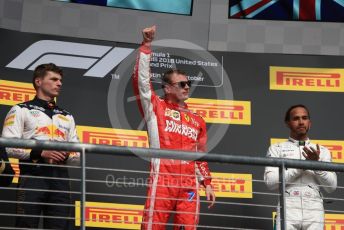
[75,202,143,229]
[0,28,343,230]
[270,66,344,92]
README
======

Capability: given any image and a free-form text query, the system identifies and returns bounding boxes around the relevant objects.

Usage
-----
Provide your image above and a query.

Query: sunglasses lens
[178,81,192,88]
[179,82,186,88]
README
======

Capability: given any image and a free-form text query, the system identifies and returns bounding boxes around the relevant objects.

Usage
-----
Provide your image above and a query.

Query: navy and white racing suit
[2,97,80,229]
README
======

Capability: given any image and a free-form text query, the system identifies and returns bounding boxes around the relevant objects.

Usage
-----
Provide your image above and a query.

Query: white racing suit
[264,138,337,230]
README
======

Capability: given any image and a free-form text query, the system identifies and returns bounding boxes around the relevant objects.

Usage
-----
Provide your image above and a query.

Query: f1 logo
[6,40,134,78]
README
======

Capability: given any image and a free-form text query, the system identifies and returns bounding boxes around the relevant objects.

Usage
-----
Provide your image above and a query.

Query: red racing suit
[133,43,212,230]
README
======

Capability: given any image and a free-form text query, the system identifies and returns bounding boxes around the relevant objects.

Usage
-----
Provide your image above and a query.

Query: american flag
[229,0,344,22]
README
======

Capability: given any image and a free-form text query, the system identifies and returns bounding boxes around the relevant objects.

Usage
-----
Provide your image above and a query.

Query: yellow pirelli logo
[199,173,253,198]
[325,214,344,229]
[271,139,344,163]
[75,201,143,229]
[270,66,344,92]
[186,98,251,125]
[273,212,344,229]
[77,126,149,148]
[0,80,35,105]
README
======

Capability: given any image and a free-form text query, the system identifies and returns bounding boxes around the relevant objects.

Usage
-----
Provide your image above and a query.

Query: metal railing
[0,137,343,230]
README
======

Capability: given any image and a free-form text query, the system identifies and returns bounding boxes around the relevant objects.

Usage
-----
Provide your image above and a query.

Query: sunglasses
[170,80,192,88]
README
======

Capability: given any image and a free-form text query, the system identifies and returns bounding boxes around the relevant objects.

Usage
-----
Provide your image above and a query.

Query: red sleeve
[196,117,212,186]
[197,117,207,152]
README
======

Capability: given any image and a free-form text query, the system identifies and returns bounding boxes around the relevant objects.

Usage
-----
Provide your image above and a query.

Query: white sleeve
[65,115,80,166]
[132,45,159,121]
[264,144,303,190]
[1,105,31,160]
[314,147,337,193]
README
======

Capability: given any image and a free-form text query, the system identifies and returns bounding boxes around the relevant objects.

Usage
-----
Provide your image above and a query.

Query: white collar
[288,137,310,146]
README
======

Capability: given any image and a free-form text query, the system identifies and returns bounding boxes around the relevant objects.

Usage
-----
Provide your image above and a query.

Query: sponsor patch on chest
[57,114,70,122]
[280,148,294,157]
[30,110,41,117]
[164,120,198,141]
[184,113,200,127]
[165,108,181,121]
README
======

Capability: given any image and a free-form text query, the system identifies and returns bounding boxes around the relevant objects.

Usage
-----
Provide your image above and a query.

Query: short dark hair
[284,104,310,122]
[32,63,63,89]
[161,69,187,88]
